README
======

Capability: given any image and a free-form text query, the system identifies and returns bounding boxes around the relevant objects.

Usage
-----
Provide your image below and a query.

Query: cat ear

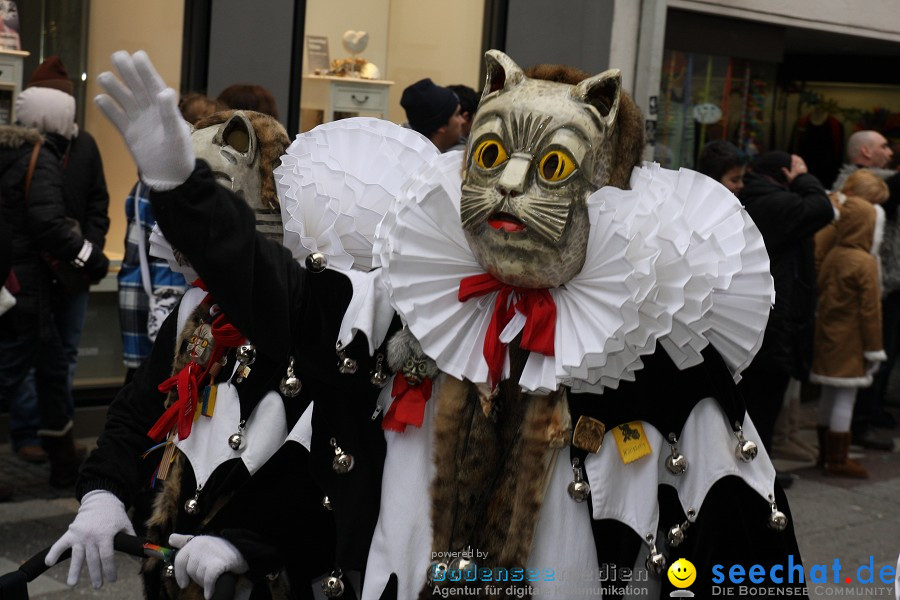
[481,50,526,104]
[571,69,621,124]
[214,110,257,158]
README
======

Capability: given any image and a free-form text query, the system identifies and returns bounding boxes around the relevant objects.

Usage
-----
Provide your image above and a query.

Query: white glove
[45,490,136,588]
[95,50,194,191]
[169,533,249,600]
[866,360,882,376]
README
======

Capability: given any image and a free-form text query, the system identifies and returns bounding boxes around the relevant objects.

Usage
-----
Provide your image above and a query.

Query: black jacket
[0,126,106,330]
[47,131,111,248]
[739,172,833,376]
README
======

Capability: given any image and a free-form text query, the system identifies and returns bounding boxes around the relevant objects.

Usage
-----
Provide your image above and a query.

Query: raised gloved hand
[45,490,135,588]
[95,50,194,190]
[169,533,249,600]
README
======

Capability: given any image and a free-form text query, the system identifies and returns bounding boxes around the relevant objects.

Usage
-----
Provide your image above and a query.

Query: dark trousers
[737,366,790,452]
[0,309,71,433]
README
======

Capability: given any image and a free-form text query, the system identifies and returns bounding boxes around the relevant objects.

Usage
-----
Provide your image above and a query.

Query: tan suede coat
[811,196,886,386]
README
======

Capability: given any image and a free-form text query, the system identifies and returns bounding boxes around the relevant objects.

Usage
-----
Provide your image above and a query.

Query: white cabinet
[0,49,28,125]
[302,75,394,123]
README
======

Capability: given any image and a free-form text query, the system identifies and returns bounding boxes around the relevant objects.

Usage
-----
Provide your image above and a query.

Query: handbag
[24,140,91,294]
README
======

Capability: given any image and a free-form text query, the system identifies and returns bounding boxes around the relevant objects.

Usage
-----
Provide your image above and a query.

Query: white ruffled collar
[376,156,774,393]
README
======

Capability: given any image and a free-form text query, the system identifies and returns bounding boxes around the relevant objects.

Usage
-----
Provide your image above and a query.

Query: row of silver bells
[569,427,759,503]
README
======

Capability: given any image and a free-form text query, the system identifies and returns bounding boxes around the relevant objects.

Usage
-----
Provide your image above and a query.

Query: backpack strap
[24,140,42,203]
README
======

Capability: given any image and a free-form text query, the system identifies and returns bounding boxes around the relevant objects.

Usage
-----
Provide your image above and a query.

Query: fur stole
[421,347,570,600]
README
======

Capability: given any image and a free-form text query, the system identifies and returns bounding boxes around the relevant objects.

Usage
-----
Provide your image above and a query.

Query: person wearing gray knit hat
[400,78,464,152]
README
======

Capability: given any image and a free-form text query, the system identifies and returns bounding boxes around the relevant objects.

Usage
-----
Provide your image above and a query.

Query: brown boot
[816,426,828,468]
[42,430,84,488]
[824,430,869,479]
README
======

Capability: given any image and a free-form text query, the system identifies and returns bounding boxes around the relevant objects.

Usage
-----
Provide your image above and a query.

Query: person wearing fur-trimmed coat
[810,194,886,478]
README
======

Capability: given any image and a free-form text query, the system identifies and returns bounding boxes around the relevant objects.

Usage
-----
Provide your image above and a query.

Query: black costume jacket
[78,162,393,599]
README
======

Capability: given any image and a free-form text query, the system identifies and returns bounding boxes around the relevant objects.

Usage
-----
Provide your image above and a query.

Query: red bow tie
[458,272,556,387]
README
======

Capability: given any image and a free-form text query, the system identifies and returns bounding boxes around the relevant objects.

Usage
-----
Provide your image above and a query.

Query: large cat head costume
[461,50,643,288]
[157,110,291,274]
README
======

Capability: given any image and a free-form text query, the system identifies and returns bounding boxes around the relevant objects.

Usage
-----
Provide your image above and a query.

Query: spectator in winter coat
[0,123,108,487]
[810,194,886,478]
[7,55,111,465]
[737,151,834,463]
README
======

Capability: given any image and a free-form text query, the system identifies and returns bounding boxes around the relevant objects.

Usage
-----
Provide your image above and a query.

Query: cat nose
[497,154,530,196]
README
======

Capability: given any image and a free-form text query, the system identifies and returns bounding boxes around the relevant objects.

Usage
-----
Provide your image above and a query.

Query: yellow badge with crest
[612,421,652,464]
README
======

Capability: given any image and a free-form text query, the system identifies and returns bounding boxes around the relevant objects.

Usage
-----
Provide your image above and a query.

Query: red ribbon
[458,273,556,386]
[382,376,433,433]
[149,362,201,442]
[147,283,248,443]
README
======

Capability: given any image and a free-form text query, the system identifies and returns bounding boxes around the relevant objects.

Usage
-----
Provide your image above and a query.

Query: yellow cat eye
[538,150,577,182]
[473,139,509,169]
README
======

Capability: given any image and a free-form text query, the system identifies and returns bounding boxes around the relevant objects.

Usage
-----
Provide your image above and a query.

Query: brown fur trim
[0,125,42,148]
[193,110,290,210]
[525,64,644,190]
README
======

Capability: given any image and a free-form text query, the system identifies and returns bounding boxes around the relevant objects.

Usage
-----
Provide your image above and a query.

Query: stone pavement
[0,406,898,599]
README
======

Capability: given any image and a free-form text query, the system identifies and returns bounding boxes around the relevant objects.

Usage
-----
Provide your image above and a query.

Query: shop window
[655,50,776,170]
[18,0,89,126]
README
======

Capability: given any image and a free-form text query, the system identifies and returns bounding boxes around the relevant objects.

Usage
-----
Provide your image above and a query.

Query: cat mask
[191,110,289,241]
[460,50,623,289]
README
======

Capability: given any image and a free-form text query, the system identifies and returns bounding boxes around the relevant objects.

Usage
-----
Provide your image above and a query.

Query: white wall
[384,0,484,124]
[85,0,184,259]
[301,0,485,127]
[669,0,900,42]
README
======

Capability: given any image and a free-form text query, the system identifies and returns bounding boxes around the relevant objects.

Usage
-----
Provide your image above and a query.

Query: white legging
[817,385,857,432]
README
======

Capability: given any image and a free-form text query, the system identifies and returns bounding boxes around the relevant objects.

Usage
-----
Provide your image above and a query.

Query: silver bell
[666,453,688,475]
[164,563,175,578]
[428,561,448,585]
[184,496,199,515]
[333,452,354,473]
[645,546,666,576]
[322,496,333,511]
[279,357,302,397]
[370,369,389,387]
[666,524,685,547]
[306,252,327,273]
[330,438,355,474]
[665,433,688,475]
[236,344,257,365]
[734,424,758,462]
[449,556,476,575]
[280,375,302,397]
[228,420,246,450]
[338,355,358,375]
[370,353,389,387]
[769,503,788,531]
[736,439,758,462]
[321,572,345,598]
[567,458,591,503]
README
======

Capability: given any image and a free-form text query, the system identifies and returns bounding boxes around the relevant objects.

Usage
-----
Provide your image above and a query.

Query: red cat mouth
[488,212,526,233]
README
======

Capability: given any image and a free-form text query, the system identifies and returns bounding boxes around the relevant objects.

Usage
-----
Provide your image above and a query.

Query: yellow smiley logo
[667,558,697,589]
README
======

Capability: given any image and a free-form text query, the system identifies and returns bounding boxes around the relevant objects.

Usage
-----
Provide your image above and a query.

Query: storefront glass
[654,49,776,170]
